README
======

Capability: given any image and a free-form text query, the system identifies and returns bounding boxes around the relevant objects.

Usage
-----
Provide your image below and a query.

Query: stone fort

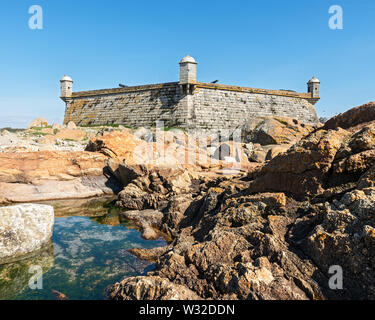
[61,55,320,129]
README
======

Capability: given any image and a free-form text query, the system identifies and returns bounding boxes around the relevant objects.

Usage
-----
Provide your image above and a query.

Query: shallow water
[0,197,165,300]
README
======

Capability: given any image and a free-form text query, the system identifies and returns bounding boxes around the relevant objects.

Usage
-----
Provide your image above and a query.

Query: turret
[307,76,320,98]
[60,75,73,99]
[179,55,197,95]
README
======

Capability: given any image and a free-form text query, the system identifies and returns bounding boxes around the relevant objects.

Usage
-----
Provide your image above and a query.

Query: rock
[0,204,54,264]
[52,123,61,130]
[108,103,375,301]
[298,186,375,298]
[86,130,146,162]
[66,121,77,129]
[0,129,10,136]
[248,149,267,163]
[133,127,154,142]
[323,102,375,132]
[109,276,201,300]
[242,116,314,146]
[249,128,351,198]
[27,117,49,129]
[0,151,121,203]
[265,144,292,161]
[121,209,164,240]
[54,128,86,141]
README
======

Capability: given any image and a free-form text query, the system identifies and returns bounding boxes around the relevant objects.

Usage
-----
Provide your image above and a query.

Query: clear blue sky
[0,0,374,128]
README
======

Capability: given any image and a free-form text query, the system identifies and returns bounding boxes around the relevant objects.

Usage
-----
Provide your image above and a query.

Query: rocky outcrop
[0,204,54,264]
[109,276,201,300]
[322,102,375,132]
[249,123,375,200]
[0,151,121,204]
[241,116,315,145]
[110,112,375,300]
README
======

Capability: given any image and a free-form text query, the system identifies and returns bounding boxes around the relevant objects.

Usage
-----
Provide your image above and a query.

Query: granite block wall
[63,82,319,129]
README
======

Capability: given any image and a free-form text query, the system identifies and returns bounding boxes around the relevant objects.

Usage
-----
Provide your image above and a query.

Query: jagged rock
[110,105,375,300]
[109,276,201,300]
[249,128,351,198]
[265,144,292,161]
[323,101,375,131]
[0,204,54,264]
[121,210,164,240]
[298,186,375,298]
[241,116,314,146]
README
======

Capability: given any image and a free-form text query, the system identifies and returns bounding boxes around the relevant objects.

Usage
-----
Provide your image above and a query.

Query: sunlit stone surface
[0,204,54,264]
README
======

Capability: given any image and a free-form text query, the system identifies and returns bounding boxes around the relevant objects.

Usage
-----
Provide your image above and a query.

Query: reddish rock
[323,102,375,131]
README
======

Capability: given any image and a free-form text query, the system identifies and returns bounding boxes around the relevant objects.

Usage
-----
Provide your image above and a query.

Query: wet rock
[121,209,164,240]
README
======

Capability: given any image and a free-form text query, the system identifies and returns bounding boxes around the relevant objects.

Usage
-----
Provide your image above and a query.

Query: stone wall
[63,82,319,129]
[189,84,318,129]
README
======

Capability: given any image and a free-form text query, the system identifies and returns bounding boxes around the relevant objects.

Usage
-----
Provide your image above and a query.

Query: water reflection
[1,197,165,300]
[0,242,54,300]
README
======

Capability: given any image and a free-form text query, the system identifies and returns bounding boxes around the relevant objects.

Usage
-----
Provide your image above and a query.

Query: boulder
[0,204,54,264]
[242,116,314,146]
[323,102,375,132]
[249,128,351,198]
[27,117,48,129]
[86,130,146,162]
[265,144,292,161]
[66,121,77,129]
[109,276,201,300]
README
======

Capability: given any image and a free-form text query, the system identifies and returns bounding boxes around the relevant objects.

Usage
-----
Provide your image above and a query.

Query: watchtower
[179,55,197,95]
[60,75,73,100]
[307,76,320,98]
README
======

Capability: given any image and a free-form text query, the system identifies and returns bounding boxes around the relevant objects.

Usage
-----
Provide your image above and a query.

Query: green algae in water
[1,199,165,300]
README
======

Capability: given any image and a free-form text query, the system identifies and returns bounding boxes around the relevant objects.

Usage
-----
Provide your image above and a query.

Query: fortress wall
[63,82,318,129]
[63,83,185,127]
[189,85,319,129]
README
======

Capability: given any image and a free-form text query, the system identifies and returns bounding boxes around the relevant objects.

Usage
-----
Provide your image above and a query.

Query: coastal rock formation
[109,276,201,300]
[323,102,375,131]
[241,116,315,146]
[109,108,375,300]
[0,151,121,204]
[0,204,54,264]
